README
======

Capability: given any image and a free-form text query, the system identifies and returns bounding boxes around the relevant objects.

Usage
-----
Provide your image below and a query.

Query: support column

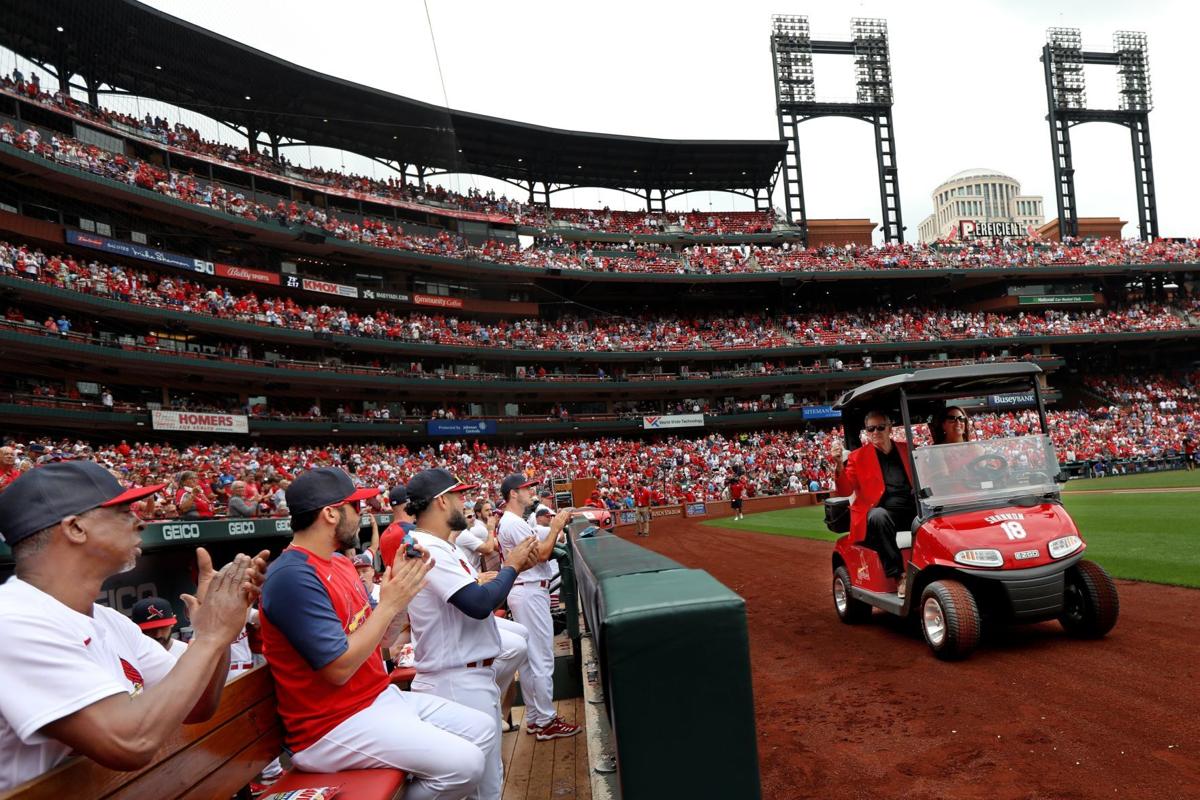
[1129,115,1158,241]
[873,109,904,244]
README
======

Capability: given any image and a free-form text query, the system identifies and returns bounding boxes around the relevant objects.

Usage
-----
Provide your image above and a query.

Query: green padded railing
[572,528,761,799]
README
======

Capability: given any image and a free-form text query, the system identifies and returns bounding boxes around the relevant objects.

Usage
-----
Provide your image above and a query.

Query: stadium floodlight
[770,15,815,104]
[1114,31,1152,112]
[1046,27,1086,110]
[769,14,904,244]
[852,18,892,105]
[1041,27,1158,241]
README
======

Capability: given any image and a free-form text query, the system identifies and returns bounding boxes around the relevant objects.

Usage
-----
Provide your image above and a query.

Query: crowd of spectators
[5,113,1200,277]
[4,241,1197,361]
[1084,371,1198,413]
[2,400,1193,515]
[2,73,770,235]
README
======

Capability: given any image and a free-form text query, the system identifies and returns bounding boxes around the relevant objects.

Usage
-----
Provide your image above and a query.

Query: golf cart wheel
[920,580,981,660]
[833,566,872,624]
[1059,559,1120,638]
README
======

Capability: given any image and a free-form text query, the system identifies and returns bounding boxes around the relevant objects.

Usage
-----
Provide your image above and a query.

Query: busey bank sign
[989,392,1036,408]
[959,220,1024,239]
[151,410,249,434]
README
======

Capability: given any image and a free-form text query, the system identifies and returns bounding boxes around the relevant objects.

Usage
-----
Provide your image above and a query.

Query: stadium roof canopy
[1,0,786,199]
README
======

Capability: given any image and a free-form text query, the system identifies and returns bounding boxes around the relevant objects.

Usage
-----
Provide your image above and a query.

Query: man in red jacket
[829,410,916,597]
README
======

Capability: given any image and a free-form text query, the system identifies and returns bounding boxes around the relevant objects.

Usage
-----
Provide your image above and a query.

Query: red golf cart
[827,363,1119,660]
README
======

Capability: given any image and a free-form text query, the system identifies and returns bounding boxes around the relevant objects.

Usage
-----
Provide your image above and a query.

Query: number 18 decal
[1000,521,1028,540]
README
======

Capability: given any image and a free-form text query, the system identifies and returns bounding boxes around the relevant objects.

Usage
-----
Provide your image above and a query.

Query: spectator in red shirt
[729,477,746,521]
[0,446,18,492]
[175,471,214,520]
[633,485,652,537]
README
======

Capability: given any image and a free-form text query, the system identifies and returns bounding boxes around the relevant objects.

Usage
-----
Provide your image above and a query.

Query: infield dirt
[626,517,1200,800]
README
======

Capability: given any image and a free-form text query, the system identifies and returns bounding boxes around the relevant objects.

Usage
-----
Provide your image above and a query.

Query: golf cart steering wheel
[966,453,1008,483]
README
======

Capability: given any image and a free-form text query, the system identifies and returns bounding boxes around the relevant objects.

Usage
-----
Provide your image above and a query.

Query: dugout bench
[0,665,408,800]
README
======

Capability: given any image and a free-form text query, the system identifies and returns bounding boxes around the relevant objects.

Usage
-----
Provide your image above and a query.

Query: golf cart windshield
[913,434,1060,511]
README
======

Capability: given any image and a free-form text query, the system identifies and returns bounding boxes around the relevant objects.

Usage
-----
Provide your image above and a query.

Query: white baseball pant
[506,583,556,727]
[493,616,529,696]
[412,666,503,800]
[290,684,493,800]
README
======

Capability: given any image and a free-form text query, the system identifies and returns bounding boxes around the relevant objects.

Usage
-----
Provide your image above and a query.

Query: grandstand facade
[0,1,1195,505]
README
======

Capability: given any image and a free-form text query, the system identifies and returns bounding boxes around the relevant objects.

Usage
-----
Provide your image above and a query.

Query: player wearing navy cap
[258,467,496,799]
[497,474,580,740]
[404,468,540,798]
[131,596,189,658]
[0,461,266,791]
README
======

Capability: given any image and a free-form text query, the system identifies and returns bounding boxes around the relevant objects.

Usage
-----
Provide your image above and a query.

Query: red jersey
[634,487,651,507]
[259,547,387,752]
[730,482,745,500]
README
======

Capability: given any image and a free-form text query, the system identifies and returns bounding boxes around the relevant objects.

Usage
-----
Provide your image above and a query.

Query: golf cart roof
[834,362,1044,411]
[833,363,1044,449]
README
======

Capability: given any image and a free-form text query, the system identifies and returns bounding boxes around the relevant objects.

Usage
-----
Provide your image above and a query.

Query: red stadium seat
[267,767,407,799]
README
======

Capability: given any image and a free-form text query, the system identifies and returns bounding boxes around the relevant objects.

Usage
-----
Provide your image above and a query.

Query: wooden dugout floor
[500,697,591,800]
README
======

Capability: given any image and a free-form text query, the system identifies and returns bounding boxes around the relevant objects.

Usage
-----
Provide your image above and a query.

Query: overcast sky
[15,1,1200,241]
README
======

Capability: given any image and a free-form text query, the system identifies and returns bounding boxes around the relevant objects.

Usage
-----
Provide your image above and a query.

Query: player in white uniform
[455,501,497,571]
[497,475,581,741]
[454,500,530,732]
[403,469,540,799]
[0,462,265,791]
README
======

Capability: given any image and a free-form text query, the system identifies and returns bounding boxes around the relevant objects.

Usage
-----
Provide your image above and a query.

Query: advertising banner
[414,293,465,309]
[650,506,683,518]
[66,229,213,275]
[301,277,359,298]
[361,287,411,302]
[988,392,1036,409]
[215,263,280,285]
[427,419,498,436]
[642,414,704,430]
[801,405,842,420]
[1017,294,1096,305]
[685,502,707,517]
[151,410,249,434]
[959,220,1024,238]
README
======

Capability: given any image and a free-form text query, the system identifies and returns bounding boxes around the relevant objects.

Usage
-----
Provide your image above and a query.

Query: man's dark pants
[865,506,914,578]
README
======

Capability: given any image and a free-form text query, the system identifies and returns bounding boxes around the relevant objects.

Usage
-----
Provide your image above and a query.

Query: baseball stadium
[0,2,1196,799]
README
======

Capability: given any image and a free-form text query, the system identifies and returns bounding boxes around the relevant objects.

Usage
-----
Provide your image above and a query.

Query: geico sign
[160,523,201,540]
[100,582,158,614]
[275,519,293,533]
[228,521,256,536]
[651,507,682,518]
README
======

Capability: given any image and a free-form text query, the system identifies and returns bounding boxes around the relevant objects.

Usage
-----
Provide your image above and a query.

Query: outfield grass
[702,469,1200,588]
[1061,469,1200,492]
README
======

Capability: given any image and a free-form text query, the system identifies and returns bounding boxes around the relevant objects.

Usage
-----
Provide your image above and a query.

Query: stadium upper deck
[0,1,784,207]
[3,118,1198,284]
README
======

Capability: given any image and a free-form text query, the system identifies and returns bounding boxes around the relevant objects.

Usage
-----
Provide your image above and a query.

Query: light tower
[1043,28,1157,240]
[770,15,904,243]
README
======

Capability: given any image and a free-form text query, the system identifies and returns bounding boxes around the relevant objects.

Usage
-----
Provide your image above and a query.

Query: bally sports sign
[642,413,704,430]
[151,410,249,434]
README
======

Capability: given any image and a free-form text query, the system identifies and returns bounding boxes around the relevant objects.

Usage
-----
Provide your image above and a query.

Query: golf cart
[827,363,1119,660]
